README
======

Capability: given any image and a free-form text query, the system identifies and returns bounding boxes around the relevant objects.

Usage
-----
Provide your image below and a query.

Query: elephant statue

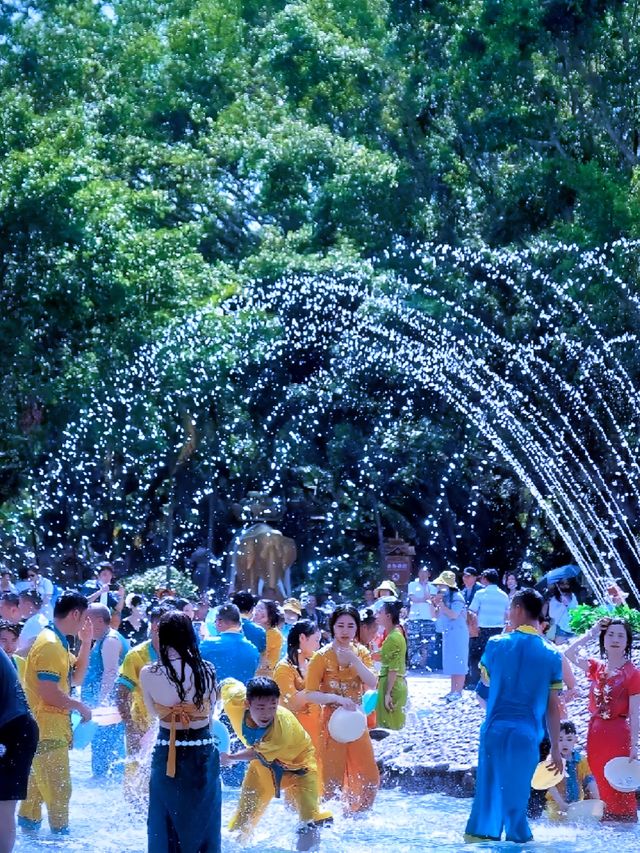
[228,522,297,599]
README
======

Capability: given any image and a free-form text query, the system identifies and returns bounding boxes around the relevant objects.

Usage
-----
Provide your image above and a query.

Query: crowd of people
[0,557,638,853]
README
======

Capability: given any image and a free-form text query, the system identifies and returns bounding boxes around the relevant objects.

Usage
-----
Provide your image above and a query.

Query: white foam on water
[13,750,640,852]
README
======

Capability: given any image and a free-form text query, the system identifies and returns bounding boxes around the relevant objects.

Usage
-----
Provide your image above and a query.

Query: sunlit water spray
[26,240,640,597]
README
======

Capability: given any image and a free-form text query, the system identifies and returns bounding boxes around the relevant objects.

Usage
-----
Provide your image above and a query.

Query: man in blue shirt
[231,592,266,656]
[200,603,259,789]
[200,603,260,683]
[465,588,563,844]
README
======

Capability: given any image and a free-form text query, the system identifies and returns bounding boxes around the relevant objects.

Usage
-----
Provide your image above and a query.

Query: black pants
[468,627,503,687]
[0,713,39,800]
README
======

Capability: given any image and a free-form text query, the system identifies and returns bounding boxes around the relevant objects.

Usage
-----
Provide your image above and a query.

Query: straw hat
[431,571,458,590]
[374,579,398,598]
[283,597,302,616]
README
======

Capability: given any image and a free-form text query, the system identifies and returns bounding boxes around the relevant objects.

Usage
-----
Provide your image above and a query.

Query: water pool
[13,751,640,853]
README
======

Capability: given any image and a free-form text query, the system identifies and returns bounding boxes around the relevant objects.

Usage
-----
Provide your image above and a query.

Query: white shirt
[548,594,578,633]
[408,579,437,621]
[17,612,49,653]
[469,584,509,628]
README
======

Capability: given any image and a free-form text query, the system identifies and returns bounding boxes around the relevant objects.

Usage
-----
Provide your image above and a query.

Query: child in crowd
[221,676,332,850]
[545,720,599,820]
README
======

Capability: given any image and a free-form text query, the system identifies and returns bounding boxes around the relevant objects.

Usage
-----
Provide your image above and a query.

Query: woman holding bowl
[305,604,379,812]
[564,616,640,821]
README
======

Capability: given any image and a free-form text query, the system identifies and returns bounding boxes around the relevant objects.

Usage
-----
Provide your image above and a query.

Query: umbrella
[544,564,582,586]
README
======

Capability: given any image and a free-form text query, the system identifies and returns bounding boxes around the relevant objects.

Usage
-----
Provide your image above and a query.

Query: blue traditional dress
[465,626,563,843]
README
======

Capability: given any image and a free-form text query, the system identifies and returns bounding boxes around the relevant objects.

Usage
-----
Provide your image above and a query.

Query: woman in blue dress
[430,571,469,702]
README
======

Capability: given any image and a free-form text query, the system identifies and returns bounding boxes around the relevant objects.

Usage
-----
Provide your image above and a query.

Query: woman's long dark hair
[381,599,402,625]
[157,611,216,708]
[259,599,282,629]
[287,619,318,675]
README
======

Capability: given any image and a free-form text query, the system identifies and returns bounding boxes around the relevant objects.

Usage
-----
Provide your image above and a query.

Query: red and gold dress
[586,658,640,821]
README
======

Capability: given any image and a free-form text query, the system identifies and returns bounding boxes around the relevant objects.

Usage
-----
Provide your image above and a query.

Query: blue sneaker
[17,816,41,831]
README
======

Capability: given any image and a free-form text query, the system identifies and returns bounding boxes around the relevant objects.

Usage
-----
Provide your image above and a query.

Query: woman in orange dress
[273,620,322,758]
[252,599,284,677]
[305,604,379,813]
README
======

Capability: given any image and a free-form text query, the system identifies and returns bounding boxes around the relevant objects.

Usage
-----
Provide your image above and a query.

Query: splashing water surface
[12,749,640,853]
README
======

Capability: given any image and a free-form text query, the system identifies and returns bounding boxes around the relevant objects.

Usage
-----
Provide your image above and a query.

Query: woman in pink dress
[565,617,640,821]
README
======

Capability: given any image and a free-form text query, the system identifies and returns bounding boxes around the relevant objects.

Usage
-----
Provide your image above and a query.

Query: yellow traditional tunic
[221,678,330,835]
[19,625,77,832]
[256,627,284,677]
[273,658,321,759]
[306,644,380,812]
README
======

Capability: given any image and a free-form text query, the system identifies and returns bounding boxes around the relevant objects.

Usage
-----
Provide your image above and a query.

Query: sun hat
[531,759,565,790]
[431,571,458,590]
[604,757,640,792]
[282,597,302,616]
[374,580,398,598]
[328,707,367,743]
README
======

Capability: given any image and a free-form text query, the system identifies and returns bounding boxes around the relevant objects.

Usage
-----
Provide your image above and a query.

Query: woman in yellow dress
[375,600,408,730]
[252,599,284,677]
[273,619,322,758]
[305,604,379,813]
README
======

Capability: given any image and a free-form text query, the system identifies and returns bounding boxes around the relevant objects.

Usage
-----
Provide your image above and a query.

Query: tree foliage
[2,0,640,593]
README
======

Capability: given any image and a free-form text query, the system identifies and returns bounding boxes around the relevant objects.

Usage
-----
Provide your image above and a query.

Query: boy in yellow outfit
[546,720,599,819]
[18,591,93,834]
[221,676,332,850]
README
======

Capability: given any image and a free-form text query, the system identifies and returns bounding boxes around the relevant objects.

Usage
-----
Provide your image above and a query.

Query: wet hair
[96,562,114,576]
[257,599,281,628]
[156,611,216,709]
[329,604,360,637]
[511,588,543,620]
[381,599,403,625]
[54,591,89,619]
[559,720,577,735]
[286,619,319,675]
[246,676,280,701]
[481,569,500,585]
[175,598,193,612]
[232,591,256,613]
[216,603,241,625]
[19,590,42,609]
[0,620,20,638]
[599,617,633,659]
[129,595,143,608]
